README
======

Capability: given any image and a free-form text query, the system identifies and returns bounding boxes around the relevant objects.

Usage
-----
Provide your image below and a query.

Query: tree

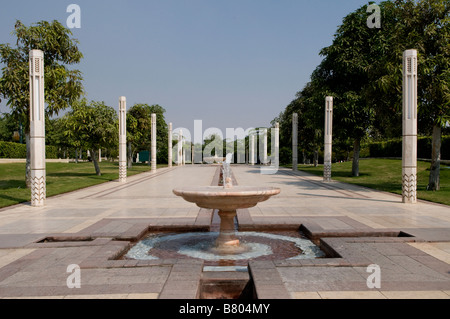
[126,103,168,165]
[0,20,83,185]
[0,112,22,142]
[64,99,118,176]
[367,0,449,190]
[312,2,394,176]
[390,0,449,190]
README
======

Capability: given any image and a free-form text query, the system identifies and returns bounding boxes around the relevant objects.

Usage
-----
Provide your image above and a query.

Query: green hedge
[0,141,58,159]
[363,135,449,160]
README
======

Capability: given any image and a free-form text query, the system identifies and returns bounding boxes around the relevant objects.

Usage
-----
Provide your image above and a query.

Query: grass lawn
[293,158,450,206]
[0,161,166,208]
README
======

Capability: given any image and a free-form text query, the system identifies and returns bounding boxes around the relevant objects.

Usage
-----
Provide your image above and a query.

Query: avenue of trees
[0,1,448,191]
[273,0,449,191]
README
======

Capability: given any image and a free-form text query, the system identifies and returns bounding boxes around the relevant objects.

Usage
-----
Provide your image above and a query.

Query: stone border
[2,213,450,299]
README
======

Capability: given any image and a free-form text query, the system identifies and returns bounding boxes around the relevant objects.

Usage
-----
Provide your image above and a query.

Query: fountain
[173,154,280,254]
[124,154,325,267]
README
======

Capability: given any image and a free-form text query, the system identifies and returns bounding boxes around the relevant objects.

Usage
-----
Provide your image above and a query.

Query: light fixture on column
[292,113,298,171]
[402,49,418,203]
[151,113,157,172]
[29,50,46,207]
[168,123,173,168]
[119,96,127,182]
[324,96,333,182]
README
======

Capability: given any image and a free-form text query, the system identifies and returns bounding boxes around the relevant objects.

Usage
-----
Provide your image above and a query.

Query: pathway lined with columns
[0,164,449,299]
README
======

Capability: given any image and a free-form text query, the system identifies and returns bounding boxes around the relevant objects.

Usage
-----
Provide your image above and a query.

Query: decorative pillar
[178,129,183,166]
[119,96,127,182]
[29,50,46,207]
[151,113,156,173]
[168,123,172,168]
[98,149,102,162]
[292,113,298,171]
[263,128,268,164]
[323,97,333,182]
[402,49,418,204]
[250,134,255,165]
[274,122,279,167]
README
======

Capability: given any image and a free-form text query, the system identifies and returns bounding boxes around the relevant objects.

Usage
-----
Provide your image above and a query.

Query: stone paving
[0,164,449,299]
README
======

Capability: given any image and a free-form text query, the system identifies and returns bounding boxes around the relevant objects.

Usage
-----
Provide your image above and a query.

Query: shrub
[0,141,26,158]
[0,141,59,159]
[363,136,449,160]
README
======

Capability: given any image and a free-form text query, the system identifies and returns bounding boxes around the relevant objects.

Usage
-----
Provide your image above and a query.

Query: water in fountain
[125,230,325,268]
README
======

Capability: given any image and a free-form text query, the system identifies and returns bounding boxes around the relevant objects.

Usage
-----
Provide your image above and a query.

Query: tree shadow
[0,193,28,205]
[0,179,27,189]
[46,172,95,177]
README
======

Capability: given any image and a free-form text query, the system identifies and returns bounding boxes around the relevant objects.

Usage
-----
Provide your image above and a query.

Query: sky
[0,0,374,140]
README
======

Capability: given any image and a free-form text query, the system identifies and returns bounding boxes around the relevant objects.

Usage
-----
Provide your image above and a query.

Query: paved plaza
[0,164,449,299]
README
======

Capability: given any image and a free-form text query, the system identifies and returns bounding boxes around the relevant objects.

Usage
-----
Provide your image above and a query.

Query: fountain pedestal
[173,185,280,254]
[213,210,246,254]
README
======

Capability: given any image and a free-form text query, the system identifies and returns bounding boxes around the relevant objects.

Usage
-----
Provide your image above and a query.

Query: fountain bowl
[172,186,280,211]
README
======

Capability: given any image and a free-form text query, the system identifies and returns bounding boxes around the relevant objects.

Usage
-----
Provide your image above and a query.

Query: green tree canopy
[64,99,118,175]
[0,20,83,126]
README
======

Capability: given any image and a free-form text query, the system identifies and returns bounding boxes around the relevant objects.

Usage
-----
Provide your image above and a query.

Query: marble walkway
[0,164,449,299]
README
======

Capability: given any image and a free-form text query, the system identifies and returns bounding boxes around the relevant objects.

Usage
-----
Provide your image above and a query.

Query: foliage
[127,103,168,164]
[0,141,58,159]
[273,0,449,184]
[0,20,83,128]
[63,99,118,175]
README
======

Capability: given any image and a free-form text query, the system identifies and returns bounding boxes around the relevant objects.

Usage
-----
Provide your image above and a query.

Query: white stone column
[274,122,279,168]
[151,113,157,173]
[98,149,102,162]
[178,129,183,166]
[292,113,298,171]
[29,50,46,207]
[263,128,268,164]
[119,96,127,182]
[250,134,255,165]
[402,49,418,204]
[168,122,172,168]
[323,97,333,182]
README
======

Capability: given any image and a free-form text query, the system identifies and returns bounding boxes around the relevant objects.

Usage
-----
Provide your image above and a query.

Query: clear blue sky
[0,0,374,138]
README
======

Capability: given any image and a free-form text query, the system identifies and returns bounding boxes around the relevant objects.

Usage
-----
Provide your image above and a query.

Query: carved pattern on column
[323,163,332,182]
[119,164,127,182]
[402,174,417,203]
[31,175,46,205]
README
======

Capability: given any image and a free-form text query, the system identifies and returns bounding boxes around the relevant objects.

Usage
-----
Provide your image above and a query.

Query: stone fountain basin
[172,186,281,211]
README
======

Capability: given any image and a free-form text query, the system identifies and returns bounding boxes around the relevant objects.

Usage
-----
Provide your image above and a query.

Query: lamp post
[151,113,157,173]
[324,96,333,182]
[29,50,46,207]
[178,129,183,166]
[250,134,255,165]
[168,122,172,168]
[274,122,279,168]
[292,113,298,171]
[402,49,418,204]
[119,96,127,182]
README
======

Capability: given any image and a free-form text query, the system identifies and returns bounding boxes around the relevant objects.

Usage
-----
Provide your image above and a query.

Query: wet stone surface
[123,230,325,267]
